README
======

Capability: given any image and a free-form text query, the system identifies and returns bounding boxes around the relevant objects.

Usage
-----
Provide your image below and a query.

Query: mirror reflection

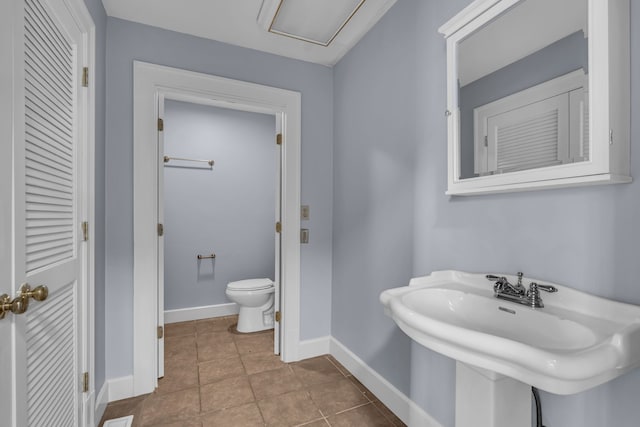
[457,0,588,179]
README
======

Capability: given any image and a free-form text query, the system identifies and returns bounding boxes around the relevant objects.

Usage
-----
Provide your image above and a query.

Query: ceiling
[101,0,397,66]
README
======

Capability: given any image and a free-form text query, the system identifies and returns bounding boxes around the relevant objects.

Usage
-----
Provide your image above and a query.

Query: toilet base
[236,298,274,333]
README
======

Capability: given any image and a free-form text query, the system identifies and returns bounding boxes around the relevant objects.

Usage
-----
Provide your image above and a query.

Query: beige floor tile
[197,330,235,345]
[102,315,404,427]
[164,321,196,338]
[196,316,237,334]
[201,402,264,427]
[99,395,147,427]
[150,417,203,427]
[200,376,255,413]
[297,420,330,427]
[197,337,239,362]
[307,378,369,416]
[157,363,199,394]
[138,387,200,426]
[165,335,198,363]
[326,355,350,377]
[241,351,285,375]
[249,366,303,400]
[199,355,246,385]
[372,400,407,426]
[327,403,394,427]
[258,390,322,427]
[291,356,344,387]
[234,331,274,354]
[346,375,376,402]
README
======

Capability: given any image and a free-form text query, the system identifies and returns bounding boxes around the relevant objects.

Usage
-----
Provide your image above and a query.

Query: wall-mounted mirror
[440,0,630,195]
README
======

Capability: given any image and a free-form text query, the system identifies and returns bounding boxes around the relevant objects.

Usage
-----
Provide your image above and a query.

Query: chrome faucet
[486,272,558,308]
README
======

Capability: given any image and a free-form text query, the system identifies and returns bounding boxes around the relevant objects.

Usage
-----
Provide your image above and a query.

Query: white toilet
[225,278,275,333]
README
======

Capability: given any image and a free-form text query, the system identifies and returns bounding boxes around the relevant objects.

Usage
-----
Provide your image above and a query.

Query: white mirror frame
[439,0,631,196]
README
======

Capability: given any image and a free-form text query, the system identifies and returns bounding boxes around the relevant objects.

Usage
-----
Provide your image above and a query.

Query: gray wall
[82,0,107,397]
[105,18,333,378]
[163,101,275,310]
[333,0,640,426]
[459,31,588,178]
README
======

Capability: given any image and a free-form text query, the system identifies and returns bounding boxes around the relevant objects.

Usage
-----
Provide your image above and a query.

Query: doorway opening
[158,98,280,377]
[132,62,302,396]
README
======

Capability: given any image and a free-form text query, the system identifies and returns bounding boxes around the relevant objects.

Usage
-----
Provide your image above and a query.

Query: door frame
[132,61,301,396]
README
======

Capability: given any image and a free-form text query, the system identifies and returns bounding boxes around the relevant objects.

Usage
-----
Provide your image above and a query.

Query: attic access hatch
[258,0,366,46]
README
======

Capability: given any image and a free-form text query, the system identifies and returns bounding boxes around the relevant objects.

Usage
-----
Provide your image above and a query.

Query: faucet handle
[528,282,558,293]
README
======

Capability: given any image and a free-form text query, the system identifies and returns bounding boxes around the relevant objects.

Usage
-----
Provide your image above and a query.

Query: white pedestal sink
[380,270,640,426]
[455,362,531,427]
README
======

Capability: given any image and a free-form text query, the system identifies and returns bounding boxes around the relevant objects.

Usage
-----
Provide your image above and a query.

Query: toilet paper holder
[197,253,216,260]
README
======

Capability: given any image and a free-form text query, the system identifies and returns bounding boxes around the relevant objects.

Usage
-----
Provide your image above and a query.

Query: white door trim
[132,61,301,396]
[67,2,97,425]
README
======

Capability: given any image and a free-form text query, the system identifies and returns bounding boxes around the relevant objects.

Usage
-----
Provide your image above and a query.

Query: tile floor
[99,315,406,427]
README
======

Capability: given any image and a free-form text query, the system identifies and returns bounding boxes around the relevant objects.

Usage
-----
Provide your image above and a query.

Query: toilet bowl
[226,278,275,333]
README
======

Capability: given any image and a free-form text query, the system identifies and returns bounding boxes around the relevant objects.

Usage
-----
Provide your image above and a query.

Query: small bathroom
[162,99,277,337]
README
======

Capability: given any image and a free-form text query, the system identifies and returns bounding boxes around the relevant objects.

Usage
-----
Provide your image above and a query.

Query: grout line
[344,374,375,403]
[324,355,348,377]
[293,413,330,427]
[334,401,372,416]
[371,400,403,427]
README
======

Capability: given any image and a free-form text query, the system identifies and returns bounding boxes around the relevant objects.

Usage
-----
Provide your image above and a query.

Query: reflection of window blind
[494,110,560,173]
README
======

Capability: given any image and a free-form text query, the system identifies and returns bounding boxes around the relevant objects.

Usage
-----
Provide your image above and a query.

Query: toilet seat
[227,278,273,291]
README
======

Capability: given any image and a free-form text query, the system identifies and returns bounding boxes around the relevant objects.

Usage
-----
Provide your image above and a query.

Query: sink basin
[380,270,640,394]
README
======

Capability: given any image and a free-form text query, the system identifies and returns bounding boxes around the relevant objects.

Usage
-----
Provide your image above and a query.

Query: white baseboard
[329,337,443,427]
[108,375,134,402]
[95,382,109,426]
[164,302,238,324]
[298,336,330,360]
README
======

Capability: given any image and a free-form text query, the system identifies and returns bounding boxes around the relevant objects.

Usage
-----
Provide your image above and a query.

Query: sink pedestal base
[456,362,531,427]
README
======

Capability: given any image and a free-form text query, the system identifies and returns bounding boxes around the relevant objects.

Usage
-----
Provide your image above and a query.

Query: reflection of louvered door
[11,0,87,425]
[474,70,589,176]
[487,94,569,174]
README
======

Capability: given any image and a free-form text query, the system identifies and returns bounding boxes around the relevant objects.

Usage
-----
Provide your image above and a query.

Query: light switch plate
[301,205,310,220]
[300,228,309,244]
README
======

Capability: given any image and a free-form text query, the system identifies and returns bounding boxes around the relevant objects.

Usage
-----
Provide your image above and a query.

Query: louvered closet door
[13,0,87,425]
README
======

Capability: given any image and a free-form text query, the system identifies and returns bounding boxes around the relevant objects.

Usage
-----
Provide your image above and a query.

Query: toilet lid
[227,278,273,291]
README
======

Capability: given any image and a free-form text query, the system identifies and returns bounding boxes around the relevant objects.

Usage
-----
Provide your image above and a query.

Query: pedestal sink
[380,270,640,427]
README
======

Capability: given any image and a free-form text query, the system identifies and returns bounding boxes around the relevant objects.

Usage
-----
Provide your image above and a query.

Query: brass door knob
[0,293,28,317]
[20,283,48,302]
[0,284,48,320]
[0,294,11,320]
